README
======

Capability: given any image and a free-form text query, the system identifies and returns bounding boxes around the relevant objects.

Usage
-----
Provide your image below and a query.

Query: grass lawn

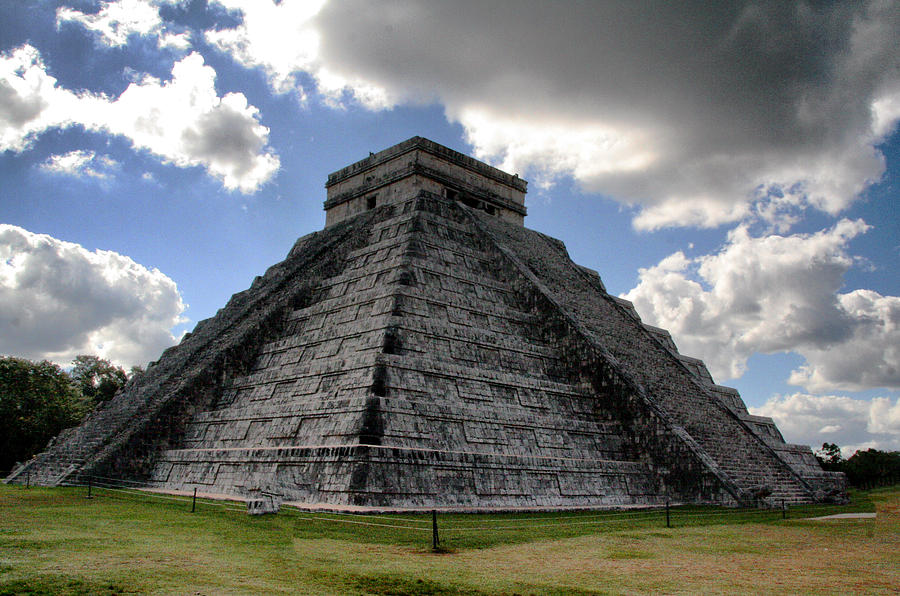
[0,484,897,595]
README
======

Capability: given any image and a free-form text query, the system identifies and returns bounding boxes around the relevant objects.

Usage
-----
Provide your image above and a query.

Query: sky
[1,0,898,457]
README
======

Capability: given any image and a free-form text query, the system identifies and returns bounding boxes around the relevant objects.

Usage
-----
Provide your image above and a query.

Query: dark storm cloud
[305,0,900,228]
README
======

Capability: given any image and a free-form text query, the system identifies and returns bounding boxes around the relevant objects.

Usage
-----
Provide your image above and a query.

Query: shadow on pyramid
[6,137,846,511]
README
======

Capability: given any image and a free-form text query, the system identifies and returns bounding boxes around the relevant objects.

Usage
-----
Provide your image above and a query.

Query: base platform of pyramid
[6,137,846,510]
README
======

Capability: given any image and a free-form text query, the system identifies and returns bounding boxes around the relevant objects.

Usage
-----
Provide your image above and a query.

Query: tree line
[0,355,139,473]
[816,442,900,489]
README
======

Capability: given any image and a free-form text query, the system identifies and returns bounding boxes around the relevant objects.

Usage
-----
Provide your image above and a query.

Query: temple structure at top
[324,136,528,227]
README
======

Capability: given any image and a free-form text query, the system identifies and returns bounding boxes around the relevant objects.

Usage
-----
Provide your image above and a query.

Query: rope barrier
[66,474,674,527]
[280,509,432,529]
[91,483,193,503]
[278,507,664,527]
[82,474,150,486]
[49,475,851,544]
[663,507,783,518]
[70,475,247,510]
[315,511,434,523]
[81,481,246,512]
[440,514,664,532]
[434,508,663,526]
[281,509,433,526]
[286,513,432,532]
[71,478,663,532]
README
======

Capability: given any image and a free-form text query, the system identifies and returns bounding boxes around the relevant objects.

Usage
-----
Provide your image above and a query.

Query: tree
[814,442,900,488]
[71,355,128,405]
[816,442,844,469]
[0,356,92,473]
[843,449,900,489]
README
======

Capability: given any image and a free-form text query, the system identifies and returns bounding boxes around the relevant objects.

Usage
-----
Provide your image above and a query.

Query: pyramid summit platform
[6,137,845,510]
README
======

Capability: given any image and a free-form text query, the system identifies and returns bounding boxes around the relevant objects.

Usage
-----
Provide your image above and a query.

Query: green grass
[0,484,896,594]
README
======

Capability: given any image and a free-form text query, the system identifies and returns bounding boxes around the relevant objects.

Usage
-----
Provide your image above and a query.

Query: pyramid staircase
[5,212,379,489]
[470,208,823,504]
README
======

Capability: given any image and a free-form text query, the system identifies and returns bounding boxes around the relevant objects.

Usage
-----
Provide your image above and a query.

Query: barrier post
[86,477,93,499]
[665,500,670,528]
[191,487,197,513]
[781,500,786,520]
[432,510,439,551]
[26,469,30,488]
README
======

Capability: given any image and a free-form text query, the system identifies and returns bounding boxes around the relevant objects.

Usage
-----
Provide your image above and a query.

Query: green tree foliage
[842,449,900,489]
[815,442,900,488]
[0,356,92,472]
[0,354,131,472]
[815,442,844,468]
[71,354,128,404]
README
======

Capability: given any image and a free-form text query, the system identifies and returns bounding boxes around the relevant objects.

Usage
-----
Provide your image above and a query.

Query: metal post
[191,487,197,513]
[432,510,439,551]
[665,500,670,528]
[26,469,30,488]
[781,499,786,520]
[86,477,93,499]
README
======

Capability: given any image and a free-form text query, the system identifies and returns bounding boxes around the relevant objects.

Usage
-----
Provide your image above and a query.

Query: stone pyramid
[7,137,845,509]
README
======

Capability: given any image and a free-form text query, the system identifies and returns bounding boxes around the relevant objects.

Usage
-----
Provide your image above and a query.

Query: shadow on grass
[345,573,607,596]
[0,575,132,596]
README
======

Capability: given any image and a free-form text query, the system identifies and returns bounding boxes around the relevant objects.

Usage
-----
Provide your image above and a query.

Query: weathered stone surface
[324,137,527,227]
[6,137,845,508]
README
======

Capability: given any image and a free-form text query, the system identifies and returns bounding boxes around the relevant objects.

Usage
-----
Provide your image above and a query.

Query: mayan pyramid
[7,137,845,509]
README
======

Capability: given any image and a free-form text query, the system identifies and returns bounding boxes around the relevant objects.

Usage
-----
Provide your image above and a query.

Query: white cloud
[621,219,900,392]
[203,0,900,229]
[202,0,401,108]
[0,224,185,368]
[57,0,188,51]
[40,150,120,180]
[788,290,900,392]
[458,109,658,190]
[205,0,324,100]
[0,44,279,193]
[158,31,191,51]
[102,53,281,192]
[57,0,162,47]
[0,45,79,152]
[751,393,900,456]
